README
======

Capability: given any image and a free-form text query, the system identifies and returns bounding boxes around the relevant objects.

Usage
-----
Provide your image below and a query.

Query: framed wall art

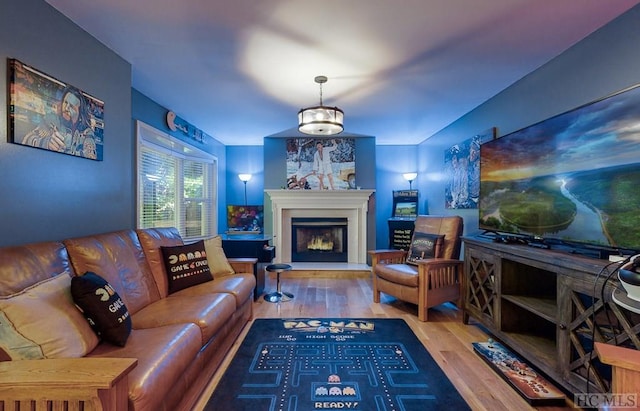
[8,58,104,161]
[285,137,356,190]
[445,127,496,209]
[226,205,264,234]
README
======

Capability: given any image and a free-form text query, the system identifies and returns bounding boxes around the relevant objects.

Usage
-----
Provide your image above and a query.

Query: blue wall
[2,0,639,252]
[416,5,640,240]
[226,145,264,208]
[0,0,132,247]
[374,145,419,249]
[131,90,229,233]
[221,5,640,250]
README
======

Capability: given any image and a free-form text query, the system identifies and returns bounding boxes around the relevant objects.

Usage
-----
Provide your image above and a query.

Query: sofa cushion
[161,240,213,294]
[71,272,132,346]
[87,323,202,411]
[131,293,236,344]
[406,233,444,265]
[172,273,256,308]
[136,227,184,298]
[64,230,162,314]
[375,263,419,287]
[0,241,73,297]
[0,272,99,360]
[204,236,235,277]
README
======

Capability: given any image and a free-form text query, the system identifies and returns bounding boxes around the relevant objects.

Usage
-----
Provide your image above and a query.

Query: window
[136,121,217,241]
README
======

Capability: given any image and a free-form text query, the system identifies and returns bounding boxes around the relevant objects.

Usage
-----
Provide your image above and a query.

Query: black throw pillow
[161,240,213,294]
[71,272,132,346]
[406,233,445,265]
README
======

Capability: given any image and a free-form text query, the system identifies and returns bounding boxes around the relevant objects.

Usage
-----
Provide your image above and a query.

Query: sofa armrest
[413,258,463,267]
[368,249,408,266]
[0,357,137,411]
[228,257,258,274]
[415,258,464,295]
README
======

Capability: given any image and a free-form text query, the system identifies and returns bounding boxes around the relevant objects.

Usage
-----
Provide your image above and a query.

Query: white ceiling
[45,0,639,145]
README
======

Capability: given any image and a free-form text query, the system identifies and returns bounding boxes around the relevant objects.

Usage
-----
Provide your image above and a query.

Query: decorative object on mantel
[445,127,495,209]
[286,138,356,190]
[298,75,344,136]
[8,58,104,161]
[166,110,208,144]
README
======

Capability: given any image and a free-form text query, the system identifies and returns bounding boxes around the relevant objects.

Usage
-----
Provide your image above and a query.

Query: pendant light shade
[298,76,344,135]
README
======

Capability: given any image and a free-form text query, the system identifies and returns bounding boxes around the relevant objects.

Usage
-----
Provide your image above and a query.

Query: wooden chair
[369,215,464,321]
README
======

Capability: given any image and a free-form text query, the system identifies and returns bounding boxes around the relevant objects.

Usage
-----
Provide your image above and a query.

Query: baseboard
[273,262,371,278]
[281,269,371,278]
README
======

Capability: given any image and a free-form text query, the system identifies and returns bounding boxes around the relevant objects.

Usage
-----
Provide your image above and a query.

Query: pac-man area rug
[205,318,470,411]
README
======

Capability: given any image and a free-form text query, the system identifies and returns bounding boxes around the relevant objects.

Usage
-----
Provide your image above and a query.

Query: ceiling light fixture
[298,75,344,135]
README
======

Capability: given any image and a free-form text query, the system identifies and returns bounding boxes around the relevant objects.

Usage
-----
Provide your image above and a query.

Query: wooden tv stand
[462,236,640,396]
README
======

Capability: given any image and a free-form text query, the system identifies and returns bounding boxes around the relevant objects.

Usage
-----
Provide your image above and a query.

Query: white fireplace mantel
[265,189,375,264]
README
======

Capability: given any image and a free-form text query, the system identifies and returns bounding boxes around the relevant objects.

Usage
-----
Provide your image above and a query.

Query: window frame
[136,120,217,241]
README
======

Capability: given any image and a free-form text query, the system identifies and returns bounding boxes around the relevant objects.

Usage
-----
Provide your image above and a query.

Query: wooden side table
[0,357,137,410]
[221,234,274,300]
[595,342,640,396]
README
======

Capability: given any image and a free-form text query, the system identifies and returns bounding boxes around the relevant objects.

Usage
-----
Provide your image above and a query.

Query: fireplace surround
[291,217,348,262]
[265,189,374,264]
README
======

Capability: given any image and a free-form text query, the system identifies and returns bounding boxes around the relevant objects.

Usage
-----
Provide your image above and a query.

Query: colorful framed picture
[445,127,496,209]
[7,58,104,161]
[227,205,264,234]
[285,138,356,190]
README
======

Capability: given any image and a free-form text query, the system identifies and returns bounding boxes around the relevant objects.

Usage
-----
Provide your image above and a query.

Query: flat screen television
[479,83,640,256]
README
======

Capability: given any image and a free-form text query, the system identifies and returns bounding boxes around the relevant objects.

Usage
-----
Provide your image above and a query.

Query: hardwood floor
[193,274,574,410]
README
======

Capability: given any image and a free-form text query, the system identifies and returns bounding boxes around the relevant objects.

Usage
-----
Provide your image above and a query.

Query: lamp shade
[238,173,252,182]
[403,172,418,181]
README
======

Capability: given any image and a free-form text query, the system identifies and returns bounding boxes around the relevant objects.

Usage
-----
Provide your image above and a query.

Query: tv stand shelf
[463,236,640,396]
[502,295,557,322]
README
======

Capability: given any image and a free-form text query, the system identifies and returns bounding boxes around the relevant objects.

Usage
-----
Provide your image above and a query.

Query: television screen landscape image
[479,83,640,253]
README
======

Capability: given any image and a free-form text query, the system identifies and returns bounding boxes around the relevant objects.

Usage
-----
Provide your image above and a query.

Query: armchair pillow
[161,240,213,293]
[406,233,445,265]
[71,272,132,347]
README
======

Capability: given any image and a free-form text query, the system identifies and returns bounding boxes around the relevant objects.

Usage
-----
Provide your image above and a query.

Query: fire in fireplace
[291,218,348,262]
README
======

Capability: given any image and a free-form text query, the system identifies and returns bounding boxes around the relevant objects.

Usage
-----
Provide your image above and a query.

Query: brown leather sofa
[0,227,255,411]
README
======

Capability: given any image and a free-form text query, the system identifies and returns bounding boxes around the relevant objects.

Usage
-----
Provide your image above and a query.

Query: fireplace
[291,218,348,262]
[265,189,374,264]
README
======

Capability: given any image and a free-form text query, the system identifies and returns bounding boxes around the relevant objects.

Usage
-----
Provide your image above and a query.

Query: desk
[220,234,274,300]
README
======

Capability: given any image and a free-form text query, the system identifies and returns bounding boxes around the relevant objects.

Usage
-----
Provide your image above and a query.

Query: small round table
[264,264,294,303]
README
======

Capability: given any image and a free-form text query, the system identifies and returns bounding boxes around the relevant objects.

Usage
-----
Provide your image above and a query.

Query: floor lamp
[238,174,252,206]
[403,172,417,190]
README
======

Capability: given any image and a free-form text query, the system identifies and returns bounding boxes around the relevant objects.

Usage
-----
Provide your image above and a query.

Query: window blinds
[136,121,216,241]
